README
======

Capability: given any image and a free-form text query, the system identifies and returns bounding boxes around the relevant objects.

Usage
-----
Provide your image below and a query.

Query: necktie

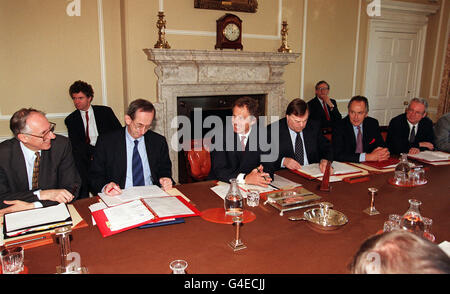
[355,126,363,154]
[294,132,304,165]
[240,135,246,151]
[132,140,145,186]
[32,152,40,190]
[85,111,90,145]
[323,102,330,121]
[409,126,416,143]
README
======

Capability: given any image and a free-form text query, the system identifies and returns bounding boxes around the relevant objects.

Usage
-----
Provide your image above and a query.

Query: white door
[365,31,419,125]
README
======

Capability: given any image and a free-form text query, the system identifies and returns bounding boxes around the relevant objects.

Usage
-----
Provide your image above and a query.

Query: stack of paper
[409,151,450,162]
[103,200,155,232]
[98,185,170,207]
[299,161,362,178]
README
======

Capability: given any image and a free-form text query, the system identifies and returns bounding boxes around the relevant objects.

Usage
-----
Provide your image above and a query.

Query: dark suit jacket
[89,127,173,194]
[332,116,386,163]
[64,105,121,196]
[266,117,333,173]
[307,97,342,129]
[386,113,435,155]
[209,123,273,183]
[0,135,81,209]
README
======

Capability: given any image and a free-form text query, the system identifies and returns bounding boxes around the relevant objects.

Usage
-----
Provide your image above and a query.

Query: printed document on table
[143,197,196,218]
[409,151,450,162]
[298,161,361,178]
[211,182,275,199]
[99,185,170,207]
[103,200,155,232]
[271,174,302,190]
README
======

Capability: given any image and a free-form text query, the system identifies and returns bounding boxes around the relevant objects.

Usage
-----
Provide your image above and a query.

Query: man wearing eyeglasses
[89,99,173,196]
[0,108,81,215]
[65,80,122,198]
[386,98,435,155]
[307,81,342,129]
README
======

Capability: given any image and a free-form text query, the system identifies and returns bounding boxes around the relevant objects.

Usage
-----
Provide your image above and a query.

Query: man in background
[307,81,342,129]
[65,80,121,197]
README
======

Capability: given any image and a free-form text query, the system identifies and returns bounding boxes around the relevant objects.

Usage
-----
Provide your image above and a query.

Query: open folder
[3,203,72,239]
[91,196,201,237]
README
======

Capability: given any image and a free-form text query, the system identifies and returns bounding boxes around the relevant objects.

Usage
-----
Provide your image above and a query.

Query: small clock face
[223,23,240,42]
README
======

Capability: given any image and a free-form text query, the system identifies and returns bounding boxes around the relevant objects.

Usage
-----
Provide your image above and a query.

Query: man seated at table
[433,112,450,153]
[209,96,272,187]
[89,99,173,196]
[0,108,80,215]
[266,98,333,174]
[332,95,389,163]
[307,80,342,129]
[350,230,450,274]
[386,97,435,155]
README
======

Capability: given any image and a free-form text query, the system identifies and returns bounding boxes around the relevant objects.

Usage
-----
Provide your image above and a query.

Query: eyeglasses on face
[317,87,329,91]
[22,122,56,139]
[407,109,424,116]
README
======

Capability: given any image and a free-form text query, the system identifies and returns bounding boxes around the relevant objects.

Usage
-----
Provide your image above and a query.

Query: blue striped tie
[132,140,145,186]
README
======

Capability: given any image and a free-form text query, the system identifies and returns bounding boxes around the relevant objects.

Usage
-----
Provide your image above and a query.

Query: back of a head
[351,230,450,274]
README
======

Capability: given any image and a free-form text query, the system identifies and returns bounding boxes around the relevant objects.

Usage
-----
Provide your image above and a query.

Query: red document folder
[362,157,399,169]
[91,196,201,237]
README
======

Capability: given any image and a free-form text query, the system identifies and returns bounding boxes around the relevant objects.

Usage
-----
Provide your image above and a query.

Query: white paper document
[298,161,362,178]
[211,182,276,200]
[439,241,450,257]
[103,200,155,232]
[143,197,195,218]
[5,203,71,233]
[99,185,170,207]
[409,151,450,162]
[271,174,302,190]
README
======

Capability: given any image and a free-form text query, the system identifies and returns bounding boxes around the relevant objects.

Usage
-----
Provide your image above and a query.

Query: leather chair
[185,139,211,181]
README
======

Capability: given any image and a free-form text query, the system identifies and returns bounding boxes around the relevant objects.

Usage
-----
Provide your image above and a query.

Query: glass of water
[246,190,260,207]
[1,247,24,274]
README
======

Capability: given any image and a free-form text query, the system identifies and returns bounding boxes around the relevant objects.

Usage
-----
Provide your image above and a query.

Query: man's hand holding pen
[245,164,272,187]
[104,182,122,196]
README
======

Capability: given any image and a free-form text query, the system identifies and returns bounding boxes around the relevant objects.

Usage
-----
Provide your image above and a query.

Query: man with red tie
[307,81,342,129]
[332,96,389,163]
[65,80,122,198]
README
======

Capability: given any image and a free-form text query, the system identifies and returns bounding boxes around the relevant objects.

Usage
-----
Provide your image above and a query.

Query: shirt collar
[19,141,40,161]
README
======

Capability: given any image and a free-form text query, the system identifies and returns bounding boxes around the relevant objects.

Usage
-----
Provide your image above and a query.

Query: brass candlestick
[278,21,292,53]
[228,216,247,252]
[363,187,380,216]
[154,11,171,49]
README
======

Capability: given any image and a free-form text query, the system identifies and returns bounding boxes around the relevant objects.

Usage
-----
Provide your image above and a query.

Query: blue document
[138,218,185,229]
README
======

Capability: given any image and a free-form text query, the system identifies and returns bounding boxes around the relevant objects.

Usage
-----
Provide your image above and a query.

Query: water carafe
[224,179,243,216]
[400,199,425,235]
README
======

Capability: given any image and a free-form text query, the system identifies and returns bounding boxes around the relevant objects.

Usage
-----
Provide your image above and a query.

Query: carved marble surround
[144,49,300,182]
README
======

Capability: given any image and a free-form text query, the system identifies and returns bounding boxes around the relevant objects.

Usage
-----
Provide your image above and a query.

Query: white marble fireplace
[144,49,300,182]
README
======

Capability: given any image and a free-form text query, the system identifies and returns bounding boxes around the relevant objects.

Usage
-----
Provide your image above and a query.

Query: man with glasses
[307,81,342,129]
[0,108,80,215]
[65,80,122,198]
[386,98,435,155]
[89,99,173,195]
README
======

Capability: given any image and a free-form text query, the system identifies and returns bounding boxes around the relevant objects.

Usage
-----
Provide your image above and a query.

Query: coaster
[200,208,256,224]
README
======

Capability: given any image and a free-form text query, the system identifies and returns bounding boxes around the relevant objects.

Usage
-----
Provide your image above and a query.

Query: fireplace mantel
[144,48,300,182]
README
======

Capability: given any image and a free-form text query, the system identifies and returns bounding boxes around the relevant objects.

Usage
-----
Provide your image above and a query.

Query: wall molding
[97,0,108,106]
[352,0,362,97]
[300,0,308,99]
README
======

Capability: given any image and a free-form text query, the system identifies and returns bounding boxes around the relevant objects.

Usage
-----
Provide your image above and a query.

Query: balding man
[0,108,80,215]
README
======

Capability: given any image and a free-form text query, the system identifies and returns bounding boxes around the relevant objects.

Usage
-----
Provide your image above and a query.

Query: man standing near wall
[65,80,122,198]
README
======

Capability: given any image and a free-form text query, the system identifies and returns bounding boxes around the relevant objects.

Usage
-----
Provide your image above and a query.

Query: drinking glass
[246,190,260,207]
[383,220,397,233]
[170,259,188,274]
[1,247,24,274]
[422,217,435,242]
[388,214,401,227]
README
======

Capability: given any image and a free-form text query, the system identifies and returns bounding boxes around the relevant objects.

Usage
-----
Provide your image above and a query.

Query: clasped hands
[244,164,272,187]
[366,147,390,161]
[104,177,173,196]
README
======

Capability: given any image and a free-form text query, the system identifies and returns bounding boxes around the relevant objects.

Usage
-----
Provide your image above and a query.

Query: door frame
[363,0,439,120]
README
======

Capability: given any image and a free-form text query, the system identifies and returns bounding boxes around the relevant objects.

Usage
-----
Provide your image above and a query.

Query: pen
[108,186,120,193]
[6,236,46,247]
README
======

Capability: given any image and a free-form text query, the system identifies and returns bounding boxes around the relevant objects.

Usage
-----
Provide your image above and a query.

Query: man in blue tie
[332,96,389,163]
[89,99,173,196]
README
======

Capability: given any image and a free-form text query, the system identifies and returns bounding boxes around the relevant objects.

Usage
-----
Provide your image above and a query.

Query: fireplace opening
[177,94,266,183]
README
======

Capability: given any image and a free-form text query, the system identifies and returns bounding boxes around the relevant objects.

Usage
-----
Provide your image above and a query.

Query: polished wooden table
[22,164,450,274]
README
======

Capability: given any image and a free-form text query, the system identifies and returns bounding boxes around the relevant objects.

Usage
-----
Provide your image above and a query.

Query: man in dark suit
[65,80,122,198]
[386,98,435,155]
[332,96,389,163]
[307,81,342,129]
[89,99,173,196]
[209,96,272,187]
[0,108,80,215]
[267,98,333,174]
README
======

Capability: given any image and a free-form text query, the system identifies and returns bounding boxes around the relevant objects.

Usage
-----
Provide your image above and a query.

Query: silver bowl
[289,202,348,231]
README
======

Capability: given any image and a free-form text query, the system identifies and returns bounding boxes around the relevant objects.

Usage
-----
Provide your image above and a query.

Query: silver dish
[289,202,348,231]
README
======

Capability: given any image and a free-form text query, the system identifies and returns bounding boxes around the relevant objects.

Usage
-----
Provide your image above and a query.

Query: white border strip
[165,0,282,40]
[97,0,108,105]
[435,0,450,102]
[429,0,444,99]
[352,0,362,96]
[300,0,308,99]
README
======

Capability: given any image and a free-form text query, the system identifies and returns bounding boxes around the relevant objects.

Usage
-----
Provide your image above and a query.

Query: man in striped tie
[89,99,173,196]
[0,108,81,215]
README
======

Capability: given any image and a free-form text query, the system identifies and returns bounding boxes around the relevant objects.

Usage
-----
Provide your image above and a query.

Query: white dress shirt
[79,106,99,146]
[19,142,43,208]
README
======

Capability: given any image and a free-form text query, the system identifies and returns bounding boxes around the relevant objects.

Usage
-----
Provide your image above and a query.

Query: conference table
[21,163,450,274]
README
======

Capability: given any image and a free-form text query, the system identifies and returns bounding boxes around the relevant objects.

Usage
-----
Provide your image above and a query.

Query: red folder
[362,157,399,169]
[91,196,201,237]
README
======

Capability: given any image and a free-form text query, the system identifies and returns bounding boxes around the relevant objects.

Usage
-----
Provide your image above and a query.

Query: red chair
[185,139,211,181]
